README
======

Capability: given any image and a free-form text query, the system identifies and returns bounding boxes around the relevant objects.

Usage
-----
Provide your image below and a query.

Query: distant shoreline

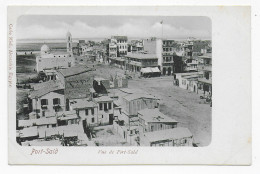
[17,37,212,44]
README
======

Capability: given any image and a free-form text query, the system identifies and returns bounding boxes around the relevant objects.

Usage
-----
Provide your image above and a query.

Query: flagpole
[161,21,163,39]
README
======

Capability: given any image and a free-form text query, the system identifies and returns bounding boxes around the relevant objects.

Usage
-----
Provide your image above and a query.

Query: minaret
[66,31,72,53]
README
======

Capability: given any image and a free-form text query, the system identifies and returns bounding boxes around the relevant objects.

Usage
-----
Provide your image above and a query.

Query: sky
[17,15,211,40]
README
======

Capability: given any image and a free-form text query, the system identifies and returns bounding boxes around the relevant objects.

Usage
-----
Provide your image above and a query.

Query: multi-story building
[56,66,94,110]
[143,38,181,75]
[111,36,128,56]
[28,81,65,119]
[138,108,178,134]
[93,96,114,125]
[128,40,144,53]
[184,58,199,72]
[109,41,117,58]
[113,93,159,144]
[69,98,99,127]
[197,53,212,96]
[124,53,158,73]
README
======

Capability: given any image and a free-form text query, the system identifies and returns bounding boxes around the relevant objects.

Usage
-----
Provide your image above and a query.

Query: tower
[66,31,72,53]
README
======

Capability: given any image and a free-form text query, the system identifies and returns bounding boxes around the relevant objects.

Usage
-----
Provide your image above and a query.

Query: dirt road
[128,76,212,146]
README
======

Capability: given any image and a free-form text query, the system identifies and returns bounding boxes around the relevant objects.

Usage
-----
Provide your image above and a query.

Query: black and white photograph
[15,15,212,147]
[7,5,251,165]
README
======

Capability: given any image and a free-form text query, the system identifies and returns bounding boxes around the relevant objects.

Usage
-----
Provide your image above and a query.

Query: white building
[28,81,65,119]
[36,32,75,72]
[93,96,114,125]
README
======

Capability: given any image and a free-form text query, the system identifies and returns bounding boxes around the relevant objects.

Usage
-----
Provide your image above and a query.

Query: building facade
[197,53,212,96]
[36,32,75,72]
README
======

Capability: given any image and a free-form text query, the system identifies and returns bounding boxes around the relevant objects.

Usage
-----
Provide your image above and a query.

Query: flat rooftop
[138,108,178,123]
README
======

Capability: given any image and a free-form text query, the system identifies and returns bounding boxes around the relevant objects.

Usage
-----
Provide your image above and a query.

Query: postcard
[8,6,251,165]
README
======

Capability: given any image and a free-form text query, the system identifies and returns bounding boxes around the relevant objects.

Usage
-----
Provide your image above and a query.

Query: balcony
[163,59,174,63]
[142,62,158,67]
[198,64,212,71]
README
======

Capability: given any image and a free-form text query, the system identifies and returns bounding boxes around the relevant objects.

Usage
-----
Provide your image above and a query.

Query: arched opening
[194,85,196,92]
[167,67,171,76]
[163,68,167,75]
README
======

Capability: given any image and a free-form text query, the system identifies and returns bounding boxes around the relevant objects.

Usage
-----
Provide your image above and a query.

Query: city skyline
[17,16,211,40]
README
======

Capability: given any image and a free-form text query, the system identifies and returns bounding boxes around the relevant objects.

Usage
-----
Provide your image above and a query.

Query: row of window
[163,41,174,45]
[117,40,127,43]
[119,45,127,49]
[41,98,60,106]
[99,102,112,111]
[163,47,173,52]
[85,108,95,115]
[163,57,173,62]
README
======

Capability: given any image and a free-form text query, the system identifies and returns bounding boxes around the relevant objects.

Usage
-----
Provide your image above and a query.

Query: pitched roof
[31,80,62,91]
[144,127,192,142]
[70,98,97,109]
[58,65,93,77]
[138,108,178,123]
[29,87,64,99]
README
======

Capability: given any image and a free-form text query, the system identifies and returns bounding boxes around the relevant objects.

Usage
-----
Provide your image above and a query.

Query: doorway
[109,114,114,125]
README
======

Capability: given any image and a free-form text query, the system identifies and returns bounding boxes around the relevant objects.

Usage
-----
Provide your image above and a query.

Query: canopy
[151,67,161,73]
[141,67,161,74]
[140,67,152,73]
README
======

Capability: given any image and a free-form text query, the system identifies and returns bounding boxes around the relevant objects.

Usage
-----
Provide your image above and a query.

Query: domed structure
[41,44,50,55]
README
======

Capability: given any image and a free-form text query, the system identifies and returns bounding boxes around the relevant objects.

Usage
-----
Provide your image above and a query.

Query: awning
[141,67,161,73]
[140,67,152,73]
[151,67,161,73]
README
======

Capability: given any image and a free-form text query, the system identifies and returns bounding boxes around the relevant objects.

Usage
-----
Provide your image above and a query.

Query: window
[160,124,163,129]
[91,108,94,115]
[151,125,154,132]
[53,98,60,105]
[85,109,88,115]
[41,99,48,105]
[104,103,108,111]
[99,103,103,110]
[42,111,45,117]
[92,118,95,123]
[108,102,112,110]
